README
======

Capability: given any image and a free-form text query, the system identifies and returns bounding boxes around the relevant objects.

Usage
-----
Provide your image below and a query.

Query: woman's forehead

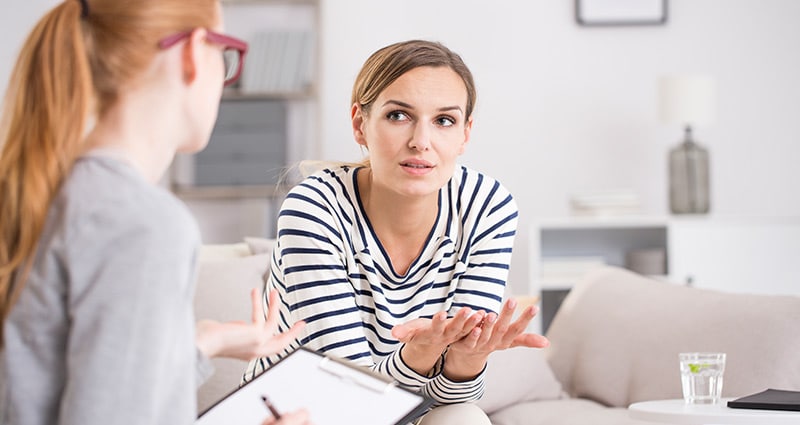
[377,66,467,110]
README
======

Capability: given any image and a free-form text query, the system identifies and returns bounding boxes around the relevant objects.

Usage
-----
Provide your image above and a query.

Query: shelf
[172,184,290,200]
[533,215,669,229]
[222,89,315,101]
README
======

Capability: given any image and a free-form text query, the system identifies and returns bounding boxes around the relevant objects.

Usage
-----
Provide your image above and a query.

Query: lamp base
[669,128,710,214]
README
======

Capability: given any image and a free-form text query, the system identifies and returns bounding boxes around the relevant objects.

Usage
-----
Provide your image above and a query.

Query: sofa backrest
[545,266,800,407]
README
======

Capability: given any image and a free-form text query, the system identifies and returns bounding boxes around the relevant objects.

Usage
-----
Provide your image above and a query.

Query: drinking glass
[679,352,726,404]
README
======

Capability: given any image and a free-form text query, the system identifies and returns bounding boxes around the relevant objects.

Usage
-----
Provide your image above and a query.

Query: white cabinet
[530,215,800,334]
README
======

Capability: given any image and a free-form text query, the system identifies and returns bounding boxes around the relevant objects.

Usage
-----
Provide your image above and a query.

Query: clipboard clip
[318,356,396,394]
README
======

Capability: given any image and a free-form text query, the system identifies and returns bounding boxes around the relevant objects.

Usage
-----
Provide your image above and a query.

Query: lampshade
[658,75,716,127]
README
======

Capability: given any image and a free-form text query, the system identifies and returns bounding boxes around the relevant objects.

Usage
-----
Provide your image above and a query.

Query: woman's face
[353,66,472,199]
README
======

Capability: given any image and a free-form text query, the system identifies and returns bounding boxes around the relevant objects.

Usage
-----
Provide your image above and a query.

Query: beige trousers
[415,403,491,425]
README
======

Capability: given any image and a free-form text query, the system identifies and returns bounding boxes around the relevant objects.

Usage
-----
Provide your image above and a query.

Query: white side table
[628,399,800,424]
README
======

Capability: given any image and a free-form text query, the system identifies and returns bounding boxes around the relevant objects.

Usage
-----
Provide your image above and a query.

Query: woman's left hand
[454,298,549,353]
[196,288,305,361]
[443,298,549,380]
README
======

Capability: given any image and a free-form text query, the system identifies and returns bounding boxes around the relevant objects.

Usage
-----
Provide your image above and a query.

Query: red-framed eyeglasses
[158,30,249,87]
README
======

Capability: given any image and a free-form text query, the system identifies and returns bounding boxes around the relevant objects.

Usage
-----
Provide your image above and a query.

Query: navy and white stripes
[244,165,518,405]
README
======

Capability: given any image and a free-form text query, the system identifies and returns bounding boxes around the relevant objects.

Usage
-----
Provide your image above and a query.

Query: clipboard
[196,347,434,425]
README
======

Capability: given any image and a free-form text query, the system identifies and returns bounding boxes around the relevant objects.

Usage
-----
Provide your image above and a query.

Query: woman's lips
[400,159,434,174]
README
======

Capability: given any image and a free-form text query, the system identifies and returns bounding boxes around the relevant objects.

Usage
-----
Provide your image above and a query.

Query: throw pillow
[194,251,272,412]
[476,347,565,415]
[244,236,276,257]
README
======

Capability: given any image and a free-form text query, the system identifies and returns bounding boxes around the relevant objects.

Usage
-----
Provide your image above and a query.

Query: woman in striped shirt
[246,40,549,424]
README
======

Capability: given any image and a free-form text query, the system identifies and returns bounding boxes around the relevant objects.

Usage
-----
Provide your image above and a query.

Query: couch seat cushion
[489,399,659,425]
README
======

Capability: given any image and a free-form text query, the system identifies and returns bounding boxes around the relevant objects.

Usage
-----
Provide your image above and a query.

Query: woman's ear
[351,103,368,147]
[181,28,207,85]
[459,116,473,155]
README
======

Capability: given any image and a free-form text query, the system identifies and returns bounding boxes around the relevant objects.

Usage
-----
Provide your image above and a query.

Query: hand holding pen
[261,396,312,425]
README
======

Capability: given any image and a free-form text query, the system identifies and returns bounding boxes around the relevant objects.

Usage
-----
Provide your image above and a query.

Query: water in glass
[679,353,726,404]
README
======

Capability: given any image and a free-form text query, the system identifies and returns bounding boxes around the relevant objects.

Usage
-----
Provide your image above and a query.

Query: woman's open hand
[392,307,486,349]
[452,298,549,354]
[443,298,549,380]
[196,288,305,361]
[390,307,485,375]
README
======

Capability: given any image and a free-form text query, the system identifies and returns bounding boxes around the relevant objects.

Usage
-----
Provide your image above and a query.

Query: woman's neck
[357,168,439,275]
[83,91,181,184]
[358,168,439,236]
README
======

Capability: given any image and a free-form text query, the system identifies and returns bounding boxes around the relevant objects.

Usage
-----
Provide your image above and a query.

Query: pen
[261,395,282,420]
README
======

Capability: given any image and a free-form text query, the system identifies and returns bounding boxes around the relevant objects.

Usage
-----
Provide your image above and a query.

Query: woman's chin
[176,137,211,155]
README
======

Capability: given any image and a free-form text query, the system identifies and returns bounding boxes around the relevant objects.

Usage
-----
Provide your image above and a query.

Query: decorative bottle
[669,126,710,214]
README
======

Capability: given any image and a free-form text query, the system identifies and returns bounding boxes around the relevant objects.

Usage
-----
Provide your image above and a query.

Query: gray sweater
[1,155,204,424]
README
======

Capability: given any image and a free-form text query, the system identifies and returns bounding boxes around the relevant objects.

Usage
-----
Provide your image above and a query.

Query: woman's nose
[408,123,431,152]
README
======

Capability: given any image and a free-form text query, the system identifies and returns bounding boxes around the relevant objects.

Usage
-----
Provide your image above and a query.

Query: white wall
[4,1,800,290]
[0,0,60,91]
[318,0,800,220]
[5,2,800,218]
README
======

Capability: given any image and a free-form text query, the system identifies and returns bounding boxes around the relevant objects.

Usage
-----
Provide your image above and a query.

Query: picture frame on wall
[576,0,668,26]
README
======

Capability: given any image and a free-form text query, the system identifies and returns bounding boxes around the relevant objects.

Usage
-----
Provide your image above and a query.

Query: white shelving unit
[529,215,800,334]
[530,215,670,290]
[529,215,670,334]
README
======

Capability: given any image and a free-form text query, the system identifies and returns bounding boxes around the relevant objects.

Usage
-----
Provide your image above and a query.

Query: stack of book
[240,30,314,95]
[569,189,641,216]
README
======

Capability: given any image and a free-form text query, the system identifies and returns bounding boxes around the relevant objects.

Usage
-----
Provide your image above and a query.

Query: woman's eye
[436,116,455,127]
[387,111,409,121]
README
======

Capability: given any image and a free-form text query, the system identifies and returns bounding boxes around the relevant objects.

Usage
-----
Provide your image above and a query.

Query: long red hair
[0,0,218,345]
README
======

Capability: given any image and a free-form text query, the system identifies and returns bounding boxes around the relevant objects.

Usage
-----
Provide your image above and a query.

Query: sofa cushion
[545,266,800,408]
[193,244,272,412]
[244,236,276,256]
[477,347,565,415]
[489,399,653,425]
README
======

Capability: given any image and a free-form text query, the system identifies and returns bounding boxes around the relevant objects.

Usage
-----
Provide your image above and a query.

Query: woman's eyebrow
[382,99,463,114]
[382,99,414,109]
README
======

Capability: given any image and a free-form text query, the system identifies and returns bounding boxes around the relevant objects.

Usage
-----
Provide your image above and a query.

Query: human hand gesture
[390,307,486,375]
[196,288,305,361]
[443,298,549,380]
[391,307,486,350]
[450,298,549,355]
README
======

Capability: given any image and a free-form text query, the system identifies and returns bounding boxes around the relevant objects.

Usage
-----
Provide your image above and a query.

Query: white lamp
[658,75,716,214]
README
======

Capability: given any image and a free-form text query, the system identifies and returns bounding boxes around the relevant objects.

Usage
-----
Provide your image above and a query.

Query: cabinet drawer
[203,131,286,157]
[193,160,286,186]
[213,99,287,132]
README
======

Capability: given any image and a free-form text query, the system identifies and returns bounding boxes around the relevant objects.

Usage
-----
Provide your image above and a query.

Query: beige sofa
[194,240,800,424]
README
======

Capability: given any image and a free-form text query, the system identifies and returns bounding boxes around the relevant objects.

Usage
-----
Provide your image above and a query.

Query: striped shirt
[244,165,518,405]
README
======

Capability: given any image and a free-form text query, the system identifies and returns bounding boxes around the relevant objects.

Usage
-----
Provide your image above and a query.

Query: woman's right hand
[196,288,305,361]
[261,409,311,425]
